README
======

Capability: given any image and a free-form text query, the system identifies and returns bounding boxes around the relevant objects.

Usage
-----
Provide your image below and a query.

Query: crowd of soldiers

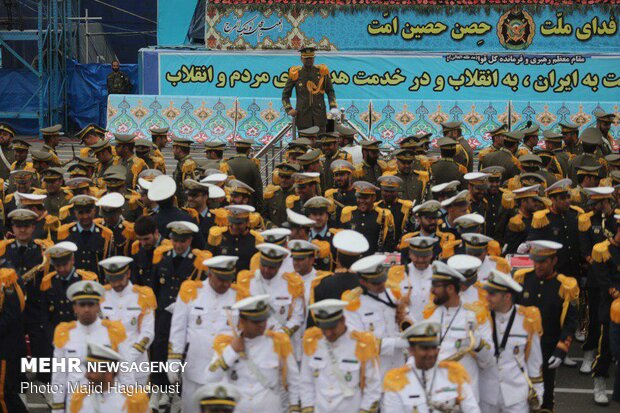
[0,109,619,413]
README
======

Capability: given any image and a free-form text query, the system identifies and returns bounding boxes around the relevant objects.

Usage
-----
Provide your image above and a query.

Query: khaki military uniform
[567,153,607,184]
[431,157,467,186]
[455,136,474,172]
[480,148,521,181]
[173,154,197,206]
[43,189,72,217]
[0,145,15,180]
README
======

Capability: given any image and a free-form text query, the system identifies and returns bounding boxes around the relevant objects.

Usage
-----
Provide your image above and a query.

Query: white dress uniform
[100,281,155,385]
[477,255,511,283]
[400,263,433,322]
[460,282,487,305]
[168,274,239,413]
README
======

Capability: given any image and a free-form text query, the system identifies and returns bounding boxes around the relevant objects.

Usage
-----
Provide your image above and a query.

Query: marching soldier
[207,205,263,271]
[172,137,197,206]
[515,241,579,411]
[185,179,217,234]
[204,140,230,173]
[150,126,168,159]
[432,137,467,186]
[68,342,149,413]
[376,175,412,243]
[99,256,155,386]
[594,110,616,156]
[148,174,199,242]
[320,132,352,190]
[96,192,134,256]
[264,162,298,227]
[568,127,608,184]
[447,254,485,305]
[424,261,495,401]
[193,383,241,413]
[480,131,522,181]
[168,256,240,412]
[91,138,119,188]
[339,181,395,254]
[504,185,543,255]
[457,234,509,285]
[480,270,544,413]
[478,123,508,171]
[388,149,429,203]
[41,167,72,217]
[282,46,337,132]
[75,123,106,157]
[207,294,302,413]
[56,195,114,280]
[325,159,357,212]
[31,150,55,177]
[356,139,387,185]
[442,120,474,172]
[382,321,480,413]
[299,125,320,148]
[561,121,583,157]
[50,279,127,413]
[40,124,62,166]
[0,122,16,180]
[465,172,491,234]
[228,179,265,230]
[528,179,582,279]
[135,139,166,173]
[301,299,381,413]
[439,189,470,235]
[287,172,322,215]
[226,139,264,210]
[114,132,147,188]
[248,229,294,274]
[517,123,540,157]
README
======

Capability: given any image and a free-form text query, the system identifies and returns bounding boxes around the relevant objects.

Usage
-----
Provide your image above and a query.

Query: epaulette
[131,240,140,255]
[501,189,515,210]
[179,279,203,304]
[57,222,77,240]
[328,228,342,236]
[439,360,471,387]
[285,194,300,209]
[122,221,135,242]
[340,205,356,224]
[265,330,293,359]
[516,147,529,158]
[249,212,264,230]
[152,244,174,264]
[578,211,594,232]
[513,268,533,284]
[570,188,582,205]
[384,366,410,392]
[417,155,432,170]
[386,265,405,299]
[611,297,620,324]
[53,321,77,348]
[512,156,522,170]
[131,157,147,179]
[398,232,416,250]
[59,204,74,222]
[93,217,105,226]
[219,162,230,175]
[570,205,585,214]
[508,213,525,232]
[312,240,331,259]
[181,159,197,175]
[557,274,579,303]
[192,249,213,272]
[324,188,338,200]
[235,269,255,293]
[207,226,228,246]
[283,272,304,298]
[303,327,324,356]
[489,256,511,274]
[40,271,57,291]
[506,176,521,191]
[80,147,91,157]
[101,319,127,351]
[213,334,233,356]
[342,287,363,311]
[94,222,113,243]
[415,170,430,187]
[76,270,98,281]
[264,184,280,200]
[249,252,261,273]
[316,63,330,76]
[5,193,14,203]
[288,65,301,82]
[70,391,89,413]
[212,208,229,226]
[309,271,333,304]
[518,305,543,337]
[250,229,264,245]
[398,199,413,216]
[0,239,15,257]
[350,331,379,362]
[381,169,397,177]
[181,207,199,222]
[464,301,489,325]
[531,209,550,229]
[592,240,611,263]
[121,391,150,413]
[487,240,501,257]
[423,302,437,319]
[600,177,612,186]
[352,164,365,179]
[440,239,461,259]
[34,238,54,251]
[132,285,157,313]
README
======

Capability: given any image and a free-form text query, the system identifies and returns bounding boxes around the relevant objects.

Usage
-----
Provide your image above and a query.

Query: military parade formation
[0,46,619,413]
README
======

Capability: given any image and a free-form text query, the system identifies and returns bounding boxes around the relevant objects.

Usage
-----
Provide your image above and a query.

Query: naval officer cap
[76,124,106,141]
[70,195,98,211]
[360,139,381,151]
[276,161,301,176]
[454,213,485,229]
[605,154,620,167]
[412,200,442,217]
[545,178,572,196]
[577,165,602,177]
[351,254,388,283]
[464,172,490,186]
[137,169,164,191]
[99,256,133,281]
[134,139,154,152]
[260,228,291,245]
[431,180,460,195]
[184,179,211,193]
[441,190,470,208]
[225,205,255,223]
[408,236,438,257]
[148,175,177,202]
[377,175,403,191]
[233,294,271,322]
[208,185,226,200]
[286,208,316,228]
[461,233,494,255]
[227,179,255,195]
[201,172,228,186]
[332,229,369,255]
[308,299,348,328]
[167,221,199,240]
[256,243,290,267]
[437,137,458,148]
[86,341,123,364]
[96,192,125,209]
[402,321,441,347]
[0,123,15,137]
[303,196,332,212]
[47,241,78,264]
[67,280,105,303]
[484,270,523,294]
[204,140,226,151]
[287,240,319,259]
[203,256,238,281]
[392,148,415,162]
[7,208,38,224]
[194,382,241,413]
[447,254,482,280]
[172,137,193,148]
[16,192,47,207]
[432,260,466,283]
[488,123,508,137]
[11,169,35,184]
[528,240,562,262]
[518,154,543,166]
[336,124,357,138]
[584,186,614,201]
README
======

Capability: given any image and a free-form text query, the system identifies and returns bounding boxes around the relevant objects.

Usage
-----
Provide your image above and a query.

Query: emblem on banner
[497,7,535,50]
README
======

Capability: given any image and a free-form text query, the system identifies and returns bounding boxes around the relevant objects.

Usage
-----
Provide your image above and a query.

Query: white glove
[547,355,562,369]
[516,242,530,254]
[167,370,181,385]
[329,108,340,120]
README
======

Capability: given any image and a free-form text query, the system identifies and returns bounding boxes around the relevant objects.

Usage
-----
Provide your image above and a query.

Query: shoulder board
[181,159,196,174]
[152,244,174,264]
[513,268,534,284]
[40,271,58,291]
[101,319,127,351]
[285,194,300,209]
[283,272,304,298]
[179,279,203,304]
[423,302,437,319]
[592,240,611,263]
[94,223,113,241]
[264,184,281,200]
[131,240,140,256]
[489,256,511,274]
[463,301,489,325]
[213,334,234,356]
[350,331,379,362]
[207,226,228,246]
[57,222,77,240]
[570,205,585,214]
[0,239,15,257]
[508,213,525,232]
[250,229,264,244]
[517,305,543,337]
[288,65,301,81]
[303,327,324,356]
[384,366,410,392]
[340,205,357,224]
[53,321,77,348]
[59,204,74,221]
[122,391,150,413]
[131,286,157,315]
[531,209,550,229]
[75,270,98,281]
[578,211,594,232]
[438,361,471,385]
[556,274,579,302]
[265,330,293,359]
[182,207,199,221]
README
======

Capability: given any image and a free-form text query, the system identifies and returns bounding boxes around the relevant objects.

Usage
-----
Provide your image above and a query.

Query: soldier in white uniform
[193,382,241,413]
[206,294,302,413]
[238,243,305,348]
[168,256,241,413]
[389,236,437,323]
[250,228,295,274]
[69,342,150,413]
[99,256,156,386]
[461,233,511,283]
[50,280,128,413]
[300,299,382,413]
[344,254,408,375]
[424,261,495,401]
[447,254,485,305]
[480,270,544,413]
[287,239,321,304]
[382,321,481,413]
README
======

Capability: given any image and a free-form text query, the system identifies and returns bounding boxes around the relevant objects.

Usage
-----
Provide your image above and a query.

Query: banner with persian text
[204,5,619,53]
[152,50,620,102]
